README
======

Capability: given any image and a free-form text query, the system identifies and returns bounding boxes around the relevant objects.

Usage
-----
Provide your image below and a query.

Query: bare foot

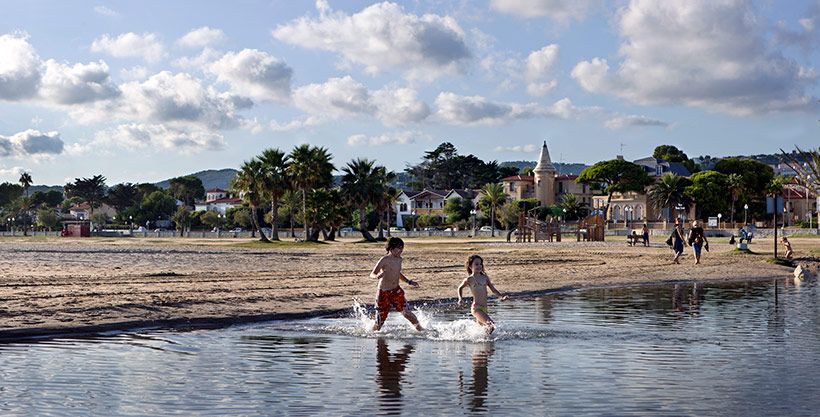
[414,323,423,331]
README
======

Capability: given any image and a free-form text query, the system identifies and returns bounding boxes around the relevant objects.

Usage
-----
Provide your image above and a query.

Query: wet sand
[1,235,817,340]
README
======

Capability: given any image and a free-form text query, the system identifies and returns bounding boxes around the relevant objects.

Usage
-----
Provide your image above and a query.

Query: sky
[1,0,819,186]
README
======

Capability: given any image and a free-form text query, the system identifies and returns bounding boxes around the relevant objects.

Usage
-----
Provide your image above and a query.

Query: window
[510,182,516,191]
[399,203,408,212]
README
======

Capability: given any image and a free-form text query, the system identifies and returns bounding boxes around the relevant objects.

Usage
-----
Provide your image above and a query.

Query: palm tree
[480,182,506,237]
[559,193,587,221]
[259,148,290,241]
[288,145,334,241]
[232,159,270,243]
[19,172,32,197]
[64,175,107,215]
[647,172,689,221]
[727,173,744,228]
[280,190,301,238]
[341,158,380,242]
[374,167,397,240]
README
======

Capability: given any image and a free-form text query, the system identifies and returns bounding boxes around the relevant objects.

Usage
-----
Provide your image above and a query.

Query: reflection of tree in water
[376,338,414,415]
[458,343,495,413]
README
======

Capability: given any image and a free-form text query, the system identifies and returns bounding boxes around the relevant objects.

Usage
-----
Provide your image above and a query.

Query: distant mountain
[155,168,238,190]
[499,161,589,176]
[693,151,810,171]
[29,185,64,194]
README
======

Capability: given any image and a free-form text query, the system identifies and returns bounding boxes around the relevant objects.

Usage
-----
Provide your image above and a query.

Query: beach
[1,235,817,340]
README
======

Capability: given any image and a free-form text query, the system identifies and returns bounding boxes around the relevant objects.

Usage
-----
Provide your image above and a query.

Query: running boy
[457,255,507,334]
[370,237,423,331]
[782,236,794,260]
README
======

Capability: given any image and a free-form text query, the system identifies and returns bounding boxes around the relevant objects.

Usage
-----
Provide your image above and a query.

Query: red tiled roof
[209,197,242,204]
[502,175,534,182]
[207,188,226,193]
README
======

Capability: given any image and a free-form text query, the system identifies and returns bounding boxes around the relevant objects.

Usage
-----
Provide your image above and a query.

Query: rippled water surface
[2,279,820,416]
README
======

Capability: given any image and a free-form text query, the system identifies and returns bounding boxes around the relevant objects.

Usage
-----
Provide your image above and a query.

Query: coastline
[1,236,815,342]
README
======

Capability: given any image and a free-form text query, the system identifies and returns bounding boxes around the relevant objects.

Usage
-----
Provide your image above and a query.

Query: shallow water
[2,279,819,416]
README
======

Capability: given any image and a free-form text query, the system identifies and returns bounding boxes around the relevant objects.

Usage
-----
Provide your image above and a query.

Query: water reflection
[376,338,414,415]
[461,343,494,413]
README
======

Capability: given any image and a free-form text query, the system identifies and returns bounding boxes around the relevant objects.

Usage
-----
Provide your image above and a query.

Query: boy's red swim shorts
[376,286,407,323]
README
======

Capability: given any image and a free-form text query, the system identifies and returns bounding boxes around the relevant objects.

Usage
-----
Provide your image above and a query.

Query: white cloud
[70,71,243,130]
[494,144,538,153]
[0,165,26,178]
[293,76,372,117]
[272,2,470,80]
[346,131,424,146]
[525,44,559,96]
[177,27,226,48]
[0,34,41,101]
[0,129,64,156]
[90,32,165,62]
[119,66,149,81]
[269,116,323,132]
[490,0,599,21]
[604,115,670,130]
[292,76,430,126]
[571,0,816,115]
[433,93,594,125]
[371,86,431,125]
[40,59,119,104]
[208,49,292,102]
[93,5,119,17]
[93,123,225,153]
[172,47,222,69]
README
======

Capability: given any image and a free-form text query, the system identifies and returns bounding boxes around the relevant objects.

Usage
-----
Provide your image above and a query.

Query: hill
[499,161,589,176]
[155,168,238,190]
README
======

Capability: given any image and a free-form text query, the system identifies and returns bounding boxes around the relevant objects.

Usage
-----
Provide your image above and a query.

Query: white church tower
[533,141,557,206]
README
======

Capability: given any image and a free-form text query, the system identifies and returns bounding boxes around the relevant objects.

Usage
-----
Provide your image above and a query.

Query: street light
[623,206,631,229]
[717,213,722,229]
[562,208,568,225]
[129,215,133,234]
[470,209,477,235]
[411,210,417,232]
[806,174,812,229]
[743,203,749,226]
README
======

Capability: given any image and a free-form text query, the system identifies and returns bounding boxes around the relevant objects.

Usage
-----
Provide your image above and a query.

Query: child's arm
[457,278,469,305]
[486,277,508,300]
[369,257,385,279]
[399,272,419,288]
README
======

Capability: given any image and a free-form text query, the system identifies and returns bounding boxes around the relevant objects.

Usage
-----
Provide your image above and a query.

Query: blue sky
[1,0,818,185]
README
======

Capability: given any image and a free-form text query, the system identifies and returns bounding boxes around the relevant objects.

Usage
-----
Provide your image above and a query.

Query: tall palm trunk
[269,198,280,241]
[302,188,309,241]
[358,207,375,241]
[377,208,385,240]
[491,204,496,237]
[252,205,271,243]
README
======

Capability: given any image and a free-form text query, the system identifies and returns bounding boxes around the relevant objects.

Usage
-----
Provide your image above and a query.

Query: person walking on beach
[782,237,794,260]
[457,255,507,334]
[370,237,423,332]
[687,220,708,265]
[671,218,686,264]
[641,223,650,246]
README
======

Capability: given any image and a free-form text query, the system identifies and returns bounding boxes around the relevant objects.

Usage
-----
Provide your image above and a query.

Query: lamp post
[411,210,417,232]
[623,206,631,229]
[11,217,15,236]
[470,209,477,235]
[717,213,722,229]
[129,215,133,235]
[743,203,748,226]
[563,208,567,226]
[218,213,224,237]
[806,174,812,229]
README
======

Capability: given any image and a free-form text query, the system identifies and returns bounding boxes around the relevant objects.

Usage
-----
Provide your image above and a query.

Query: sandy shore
[1,235,817,340]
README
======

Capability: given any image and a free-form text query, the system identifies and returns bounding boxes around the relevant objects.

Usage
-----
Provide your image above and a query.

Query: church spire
[534,140,555,173]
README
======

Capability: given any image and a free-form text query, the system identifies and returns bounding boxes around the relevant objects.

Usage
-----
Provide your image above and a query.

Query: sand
[1,235,817,340]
